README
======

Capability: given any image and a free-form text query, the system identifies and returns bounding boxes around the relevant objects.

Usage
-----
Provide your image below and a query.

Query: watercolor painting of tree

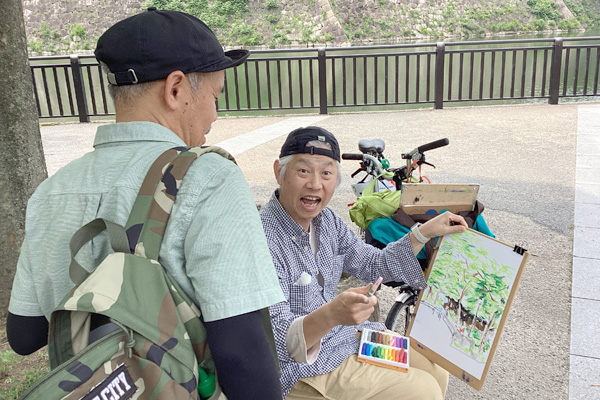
[409,229,528,387]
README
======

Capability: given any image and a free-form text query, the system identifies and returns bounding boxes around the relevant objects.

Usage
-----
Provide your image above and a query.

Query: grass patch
[0,349,49,400]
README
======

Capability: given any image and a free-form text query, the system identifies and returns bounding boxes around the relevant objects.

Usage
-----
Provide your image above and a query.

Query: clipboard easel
[406,229,528,391]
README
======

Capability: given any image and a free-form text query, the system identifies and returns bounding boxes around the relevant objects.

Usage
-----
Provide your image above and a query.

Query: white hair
[278,155,342,187]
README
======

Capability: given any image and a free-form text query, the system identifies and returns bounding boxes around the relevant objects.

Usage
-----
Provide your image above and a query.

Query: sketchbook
[406,229,528,391]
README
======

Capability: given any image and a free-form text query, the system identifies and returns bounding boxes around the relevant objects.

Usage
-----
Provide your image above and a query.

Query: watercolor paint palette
[357,328,410,372]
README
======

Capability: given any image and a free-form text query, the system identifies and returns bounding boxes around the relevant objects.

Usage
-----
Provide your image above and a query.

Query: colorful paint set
[357,328,410,372]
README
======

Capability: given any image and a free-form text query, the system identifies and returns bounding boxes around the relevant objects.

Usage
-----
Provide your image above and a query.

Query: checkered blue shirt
[260,192,426,396]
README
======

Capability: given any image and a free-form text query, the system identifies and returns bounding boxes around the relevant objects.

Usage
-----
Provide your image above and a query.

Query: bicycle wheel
[385,294,417,335]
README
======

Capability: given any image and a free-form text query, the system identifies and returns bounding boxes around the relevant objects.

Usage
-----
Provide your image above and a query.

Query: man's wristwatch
[410,222,430,244]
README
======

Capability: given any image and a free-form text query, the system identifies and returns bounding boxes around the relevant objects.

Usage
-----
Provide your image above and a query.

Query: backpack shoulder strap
[125,146,235,260]
[67,146,234,285]
[68,218,130,285]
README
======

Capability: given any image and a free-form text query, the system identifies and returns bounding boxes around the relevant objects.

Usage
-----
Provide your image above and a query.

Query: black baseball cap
[95,7,250,86]
[279,126,340,162]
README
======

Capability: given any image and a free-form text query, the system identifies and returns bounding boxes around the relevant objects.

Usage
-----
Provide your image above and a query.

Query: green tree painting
[410,228,528,386]
[421,230,517,363]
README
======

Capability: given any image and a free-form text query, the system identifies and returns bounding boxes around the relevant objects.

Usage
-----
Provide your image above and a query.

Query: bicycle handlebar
[417,138,449,153]
[342,153,387,176]
[343,138,450,182]
[341,153,364,160]
[402,138,450,160]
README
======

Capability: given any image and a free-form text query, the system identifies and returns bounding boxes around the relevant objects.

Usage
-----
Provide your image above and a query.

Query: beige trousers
[286,350,448,400]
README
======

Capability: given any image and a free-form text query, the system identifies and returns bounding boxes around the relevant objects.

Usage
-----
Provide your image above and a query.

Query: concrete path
[37,102,600,399]
[213,115,330,156]
[570,104,600,399]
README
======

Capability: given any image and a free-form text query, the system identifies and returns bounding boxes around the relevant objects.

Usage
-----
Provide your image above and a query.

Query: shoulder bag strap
[125,145,235,260]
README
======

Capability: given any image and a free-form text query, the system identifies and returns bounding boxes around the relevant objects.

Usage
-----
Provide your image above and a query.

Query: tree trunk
[478,310,498,353]
[468,298,483,338]
[0,0,47,315]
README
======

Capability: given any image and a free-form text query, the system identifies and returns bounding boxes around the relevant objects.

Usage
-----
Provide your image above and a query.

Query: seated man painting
[260,126,468,400]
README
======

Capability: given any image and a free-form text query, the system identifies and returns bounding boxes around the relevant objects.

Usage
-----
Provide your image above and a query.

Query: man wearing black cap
[260,126,468,399]
[7,8,285,399]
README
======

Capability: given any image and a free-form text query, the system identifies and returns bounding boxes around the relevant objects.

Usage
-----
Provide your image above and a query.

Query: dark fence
[29,37,600,122]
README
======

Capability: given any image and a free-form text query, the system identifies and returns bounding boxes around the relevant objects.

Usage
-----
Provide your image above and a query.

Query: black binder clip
[513,245,526,255]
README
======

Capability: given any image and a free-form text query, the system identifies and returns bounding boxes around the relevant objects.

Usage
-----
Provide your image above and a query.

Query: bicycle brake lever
[419,161,436,169]
[350,167,366,178]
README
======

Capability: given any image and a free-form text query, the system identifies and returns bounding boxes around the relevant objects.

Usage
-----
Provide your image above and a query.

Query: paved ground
[38,102,600,399]
[571,104,600,400]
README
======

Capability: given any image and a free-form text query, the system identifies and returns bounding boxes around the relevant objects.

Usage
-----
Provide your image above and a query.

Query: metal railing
[29,37,600,122]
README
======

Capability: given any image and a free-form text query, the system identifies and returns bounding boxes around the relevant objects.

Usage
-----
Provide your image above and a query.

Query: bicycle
[342,137,449,199]
[342,138,483,334]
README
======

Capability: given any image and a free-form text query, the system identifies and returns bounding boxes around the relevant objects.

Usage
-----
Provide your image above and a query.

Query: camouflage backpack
[21,146,275,400]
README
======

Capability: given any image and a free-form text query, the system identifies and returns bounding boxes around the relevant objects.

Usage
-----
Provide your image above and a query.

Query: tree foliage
[526,0,561,21]
[144,0,248,29]
[564,0,600,28]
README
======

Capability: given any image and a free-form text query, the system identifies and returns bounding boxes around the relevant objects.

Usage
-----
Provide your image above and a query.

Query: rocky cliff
[21,0,592,55]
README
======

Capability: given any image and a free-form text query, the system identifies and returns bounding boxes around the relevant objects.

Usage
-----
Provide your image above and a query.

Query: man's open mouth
[300,196,321,207]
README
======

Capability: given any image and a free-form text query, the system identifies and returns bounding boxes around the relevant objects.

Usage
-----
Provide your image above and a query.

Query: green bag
[349,174,402,229]
[20,146,277,400]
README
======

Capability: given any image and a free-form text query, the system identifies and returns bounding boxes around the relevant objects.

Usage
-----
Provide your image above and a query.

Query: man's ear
[163,70,187,111]
[273,159,282,184]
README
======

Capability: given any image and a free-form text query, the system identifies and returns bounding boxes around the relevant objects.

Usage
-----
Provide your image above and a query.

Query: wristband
[410,223,430,244]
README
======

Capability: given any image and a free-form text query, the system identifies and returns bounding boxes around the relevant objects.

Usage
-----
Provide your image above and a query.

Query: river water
[227,30,600,115]
[30,30,600,120]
